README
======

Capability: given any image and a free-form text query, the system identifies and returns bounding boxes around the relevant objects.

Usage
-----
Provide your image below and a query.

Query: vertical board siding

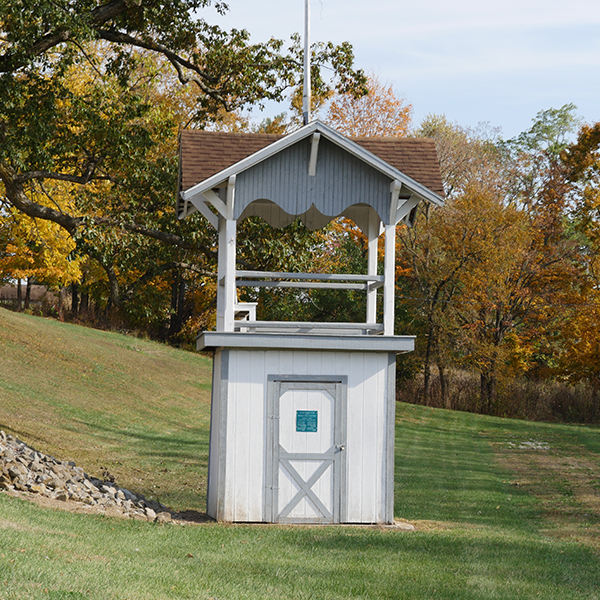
[346,352,363,520]
[227,349,267,521]
[235,139,392,225]
[223,350,236,521]
[206,350,221,519]
[230,349,246,521]
[346,351,387,523]
[370,352,385,522]
[251,350,267,520]
[214,348,392,523]
[385,354,397,523]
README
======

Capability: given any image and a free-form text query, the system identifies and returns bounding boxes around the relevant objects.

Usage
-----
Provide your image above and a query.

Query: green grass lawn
[1,308,599,599]
[0,308,212,510]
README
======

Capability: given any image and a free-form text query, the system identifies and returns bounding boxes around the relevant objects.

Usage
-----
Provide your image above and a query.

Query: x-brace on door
[265,375,347,524]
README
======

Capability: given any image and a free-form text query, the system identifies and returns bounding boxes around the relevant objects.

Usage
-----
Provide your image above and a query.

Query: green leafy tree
[0,0,366,335]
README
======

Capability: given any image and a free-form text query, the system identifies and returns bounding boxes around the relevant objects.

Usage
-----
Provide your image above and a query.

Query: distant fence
[0,284,58,306]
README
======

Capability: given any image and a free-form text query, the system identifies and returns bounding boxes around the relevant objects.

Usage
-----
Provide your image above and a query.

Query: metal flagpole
[302,0,311,125]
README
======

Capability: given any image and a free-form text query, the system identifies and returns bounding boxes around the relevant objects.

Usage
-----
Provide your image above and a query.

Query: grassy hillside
[0,308,212,510]
[0,307,599,599]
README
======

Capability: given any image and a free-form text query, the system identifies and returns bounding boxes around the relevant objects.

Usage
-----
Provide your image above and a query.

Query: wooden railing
[233,271,384,336]
[235,270,384,291]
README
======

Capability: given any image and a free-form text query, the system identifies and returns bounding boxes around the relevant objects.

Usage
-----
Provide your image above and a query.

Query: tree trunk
[589,385,599,424]
[16,279,22,309]
[80,290,89,317]
[423,326,435,406]
[104,265,120,310]
[437,358,449,409]
[177,278,185,331]
[168,274,186,340]
[24,278,31,310]
[97,261,120,326]
[71,283,79,317]
[58,287,66,320]
[480,371,496,415]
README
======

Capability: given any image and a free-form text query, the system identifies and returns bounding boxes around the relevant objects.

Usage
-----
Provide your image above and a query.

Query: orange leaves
[562,122,600,181]
[325,75,412,138]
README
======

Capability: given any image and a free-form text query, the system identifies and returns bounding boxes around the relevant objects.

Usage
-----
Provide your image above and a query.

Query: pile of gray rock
[0,430,172,523]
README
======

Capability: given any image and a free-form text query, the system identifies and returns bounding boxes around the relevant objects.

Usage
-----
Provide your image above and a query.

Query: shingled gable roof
[180,120,444,192]
[178,120,444,228]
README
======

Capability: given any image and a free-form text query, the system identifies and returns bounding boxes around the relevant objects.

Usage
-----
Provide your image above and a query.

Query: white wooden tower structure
[178,121,444,524]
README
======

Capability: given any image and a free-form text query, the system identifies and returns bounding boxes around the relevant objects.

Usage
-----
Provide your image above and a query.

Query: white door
[266,377,347,524]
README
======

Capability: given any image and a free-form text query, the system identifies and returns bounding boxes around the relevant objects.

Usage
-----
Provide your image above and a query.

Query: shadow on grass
[61,416,210,463]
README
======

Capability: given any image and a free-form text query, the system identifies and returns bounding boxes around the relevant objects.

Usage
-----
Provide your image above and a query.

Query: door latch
[336,444,345,452]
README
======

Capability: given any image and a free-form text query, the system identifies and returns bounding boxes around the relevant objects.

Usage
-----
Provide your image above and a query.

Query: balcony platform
[197,330,415,353]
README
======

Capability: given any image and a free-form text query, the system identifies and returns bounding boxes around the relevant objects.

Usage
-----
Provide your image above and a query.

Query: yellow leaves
[0,201,82,287]
[208,106,251,133]
[563,122,600,179]
[398,181,544,378]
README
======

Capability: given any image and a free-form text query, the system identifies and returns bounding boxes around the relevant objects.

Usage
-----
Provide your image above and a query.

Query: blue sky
[207,0,600,139]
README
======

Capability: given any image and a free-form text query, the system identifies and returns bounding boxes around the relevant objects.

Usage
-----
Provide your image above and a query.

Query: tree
[0,204,82,290]
[416,114,505,198]
[397,184,534,411]
[325,75,412,137]
[401,109,584,413]
[0,0,367,334]
[547,121,600,420]
[400,117,508,405]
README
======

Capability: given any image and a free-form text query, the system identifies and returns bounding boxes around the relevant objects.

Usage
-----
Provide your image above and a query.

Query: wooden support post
[384,180,400,336]
[226,175,236,220]
[195,194,219,229]
[217,217,237,332]
[366,212,379,324]
[216,178,237,332]
[383,224,396,336]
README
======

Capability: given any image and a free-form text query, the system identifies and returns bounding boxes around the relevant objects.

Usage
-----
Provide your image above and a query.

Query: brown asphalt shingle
[353,137,445,197]
[179,129,444,197]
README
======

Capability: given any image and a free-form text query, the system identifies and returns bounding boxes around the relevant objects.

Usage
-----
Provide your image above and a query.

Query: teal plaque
[296,410,318,433]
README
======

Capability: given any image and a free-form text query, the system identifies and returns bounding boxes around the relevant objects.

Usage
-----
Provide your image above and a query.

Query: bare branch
[166,54,225,103]
[119,221,216,258]
[0,162,83,234]
[0,160,216,257]
[36,179,67,214]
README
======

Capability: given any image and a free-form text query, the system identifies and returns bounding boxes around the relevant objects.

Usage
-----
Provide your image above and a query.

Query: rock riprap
[0,430,172,522]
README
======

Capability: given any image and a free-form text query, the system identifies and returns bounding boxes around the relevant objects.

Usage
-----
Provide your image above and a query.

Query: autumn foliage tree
[547,121,600,420]
[397,107,596,417]
[0,0,367,337]
[398,117,508,404]
[325,75,412,137]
